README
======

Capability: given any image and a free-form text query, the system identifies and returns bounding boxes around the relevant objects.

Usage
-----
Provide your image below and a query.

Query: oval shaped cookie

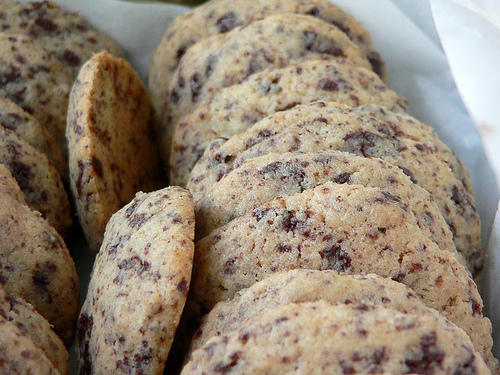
[0,164,79,346]
[0,315,60,375]
[0,0,123,78]
[187,102,482,275]
[0,126,72,235]
[67,51,165,252]
[182,302,491,375]
[195,151,457,263]
[0,97,67,181]
[0,32,72,157]
[0,285,69,374]
[149,0,385,115]
[77,187,195,375]
[170,59,407,186]
[189,269,449,355]
[191,182,496,370]
[162,13,372,164]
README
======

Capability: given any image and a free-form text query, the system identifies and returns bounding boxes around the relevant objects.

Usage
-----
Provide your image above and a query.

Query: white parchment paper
[18,0,500,369]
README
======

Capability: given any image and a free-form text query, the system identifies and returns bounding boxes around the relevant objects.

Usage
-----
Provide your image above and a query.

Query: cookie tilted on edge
[0,164,79,347]
[67,51,165,252]
[182,301,491,374]
[0,97,67,182]
[0,0,124,79]
[170,59,407,186]
[191,182,497,371]
[149,0,386,116]
[188,269,458,355]
[162,13,372,165]
[0,315,60,375]
[0,32,73,157]
[77,187,195,375]
[0,285,69,374]
[188,102,482,276]
[0,125,72,236]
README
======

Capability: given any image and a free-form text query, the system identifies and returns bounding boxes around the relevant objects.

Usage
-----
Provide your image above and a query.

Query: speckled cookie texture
[189,269,451,355]
[192,182,496,370]
[0,314,60,375]
[0,0,123,78]
[77,187,195,375]
[188,102,482,276]
[0,164,79,347]
[182,301,491,375]
[67,51,165,252]
[0,32,72,157]
[161,13,372,164]
[0,125,72,235]
[0,285,69,374]
[0,97,67,181]
[149,0,386,116]
[194,151,458,263]
[170,59,407,186]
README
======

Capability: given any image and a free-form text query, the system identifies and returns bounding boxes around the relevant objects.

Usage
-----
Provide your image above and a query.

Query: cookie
[187,102,482,275]
[189,269,449,355]
[0,97,67,181]
[360,104,473,194]
[0,285,69,374]
[0,314,60,375]
[170,59,407,186]
[162,13,372,165]
[0,0,123,78]
[195,151,457,263]
[0,32,72,157]
[67,51,165,252]
[0,164,79,346]
[77,187,195,375]
[191,182,496,370]
[182,301,491,375]
[149,0,386,115]
[0,125,72,235]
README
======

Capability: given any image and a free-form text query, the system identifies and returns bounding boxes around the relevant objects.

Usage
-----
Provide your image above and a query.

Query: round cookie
[187,102,482,275]
[77,187,195,375]
[170,59,408,186]
[360,104,473,194]
[67,51,165,252]
[189,269,452,355]
[0,32,72,157]
[191,182,496,370]
[162,13,372,164]
[0,164,79,346]
[0,0,124,78]
[195,151,457,264]
[0,125,72,235]
[182,301,491,375]
[0,285,69,374]
[0,315,60,375]
[0,97,67,181]
[149,0,386,115]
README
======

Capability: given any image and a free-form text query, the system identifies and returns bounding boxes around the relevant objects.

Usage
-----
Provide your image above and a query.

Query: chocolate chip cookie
[187,102,482,275]
[191,182,495,370]
[149,0,386,116]
[67,51,165,252]
[170,60,407,186]
[182,301,490,374]
[77,187,195,375]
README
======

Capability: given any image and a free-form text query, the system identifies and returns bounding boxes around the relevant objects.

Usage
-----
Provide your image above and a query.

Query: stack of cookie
[0,1,130,373]
[143,0,498,373]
